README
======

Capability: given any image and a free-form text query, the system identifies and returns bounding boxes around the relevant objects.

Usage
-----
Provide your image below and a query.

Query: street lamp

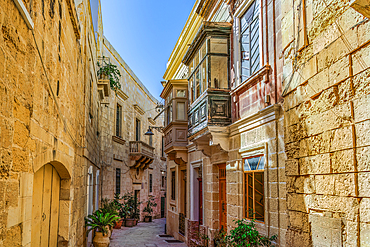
[144,126,163,136]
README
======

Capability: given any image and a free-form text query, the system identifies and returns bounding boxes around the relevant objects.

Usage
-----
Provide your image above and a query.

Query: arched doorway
[31,164,61,247]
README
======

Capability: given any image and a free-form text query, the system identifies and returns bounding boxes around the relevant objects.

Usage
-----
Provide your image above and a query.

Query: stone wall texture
[99,37,166,220]
[282,0,370,245]
[0,0,91,246]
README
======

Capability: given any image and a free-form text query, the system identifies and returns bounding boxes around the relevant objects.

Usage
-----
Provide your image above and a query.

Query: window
[135,119,141,141]
[187,35,229,104]
[116,168,121,195]
[244,155,265,222]
[116,104,122,137]
[171,170,176,200]
[240,0,260,82]
[176,102,186,120]
[149,173,153,193]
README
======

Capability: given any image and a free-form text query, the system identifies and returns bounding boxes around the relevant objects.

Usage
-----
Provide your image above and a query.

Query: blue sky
[101,0,195,101]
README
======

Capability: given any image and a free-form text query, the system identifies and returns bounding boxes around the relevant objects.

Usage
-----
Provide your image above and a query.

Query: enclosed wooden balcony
[129,141,154,169]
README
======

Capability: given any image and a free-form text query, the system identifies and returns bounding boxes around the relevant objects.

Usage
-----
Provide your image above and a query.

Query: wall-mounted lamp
[144,126,164,136]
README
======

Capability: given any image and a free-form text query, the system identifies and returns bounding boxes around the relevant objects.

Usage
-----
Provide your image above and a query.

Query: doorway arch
[31,164,61,247]
[31,158,72,247]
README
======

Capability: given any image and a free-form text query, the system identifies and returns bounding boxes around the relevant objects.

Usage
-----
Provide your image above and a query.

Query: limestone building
[0,0,101,246]
[162,0,286,245]
[0,0,166,246]
[99,37,167,221]
[281,0,370,246]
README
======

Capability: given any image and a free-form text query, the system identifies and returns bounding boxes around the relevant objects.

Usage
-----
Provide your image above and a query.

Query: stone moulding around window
[112,135,126,145]
[231,65,271,96]
[133,104,145,115]
[238,142,267,171]
[116,89,129,101]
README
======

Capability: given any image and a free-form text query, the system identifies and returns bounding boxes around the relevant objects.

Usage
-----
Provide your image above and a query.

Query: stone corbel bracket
[208,126,230,152]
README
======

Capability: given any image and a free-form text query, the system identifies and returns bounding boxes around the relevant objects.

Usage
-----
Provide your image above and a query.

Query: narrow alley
[110,219,186,247]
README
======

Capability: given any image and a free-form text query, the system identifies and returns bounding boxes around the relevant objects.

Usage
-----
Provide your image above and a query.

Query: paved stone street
[110,218,186,247]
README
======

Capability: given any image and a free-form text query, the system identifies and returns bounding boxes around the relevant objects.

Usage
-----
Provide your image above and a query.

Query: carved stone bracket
[168,150,188,165]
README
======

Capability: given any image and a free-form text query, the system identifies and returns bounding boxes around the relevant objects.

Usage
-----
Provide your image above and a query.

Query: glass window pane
[189,59,194,77]
[210,38,228,54]
[200,41,207,59]
[195,69,201,99]
[210,56,228,89]
[254,172,264,221]
[189,76,194,104]
[169,104,173,123]
[176,102,185,120]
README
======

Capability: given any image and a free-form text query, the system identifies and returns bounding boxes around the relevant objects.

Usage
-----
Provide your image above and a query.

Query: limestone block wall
[228,106,286,245]
[99,37,166,219]
[282,0,370,245]
[0,0,92,246]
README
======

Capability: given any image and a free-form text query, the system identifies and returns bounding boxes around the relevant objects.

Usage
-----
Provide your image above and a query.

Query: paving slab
[109,218,186,247]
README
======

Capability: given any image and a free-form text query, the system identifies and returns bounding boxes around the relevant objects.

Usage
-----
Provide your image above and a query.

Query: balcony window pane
[200,41,207,59]
[210,56,228,89]
[200,60,207,93]
[176,102,186,120]
[189,76,194,104]
[210,38,228,54]
[189,59,194,76]
[169,103,173,123]
[195,69,201,99]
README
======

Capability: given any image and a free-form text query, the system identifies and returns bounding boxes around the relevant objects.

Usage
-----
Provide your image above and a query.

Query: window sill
[112,136,126,145]
[231,65,271,96]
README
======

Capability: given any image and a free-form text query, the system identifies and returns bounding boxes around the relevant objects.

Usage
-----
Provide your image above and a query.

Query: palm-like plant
[85,210,120,236]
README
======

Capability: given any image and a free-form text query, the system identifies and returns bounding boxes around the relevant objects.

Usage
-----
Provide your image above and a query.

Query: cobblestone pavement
[110,218,187,247]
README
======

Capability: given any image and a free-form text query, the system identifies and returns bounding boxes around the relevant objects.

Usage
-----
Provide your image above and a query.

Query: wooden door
[219,164,227,231]
[31,164,61,247]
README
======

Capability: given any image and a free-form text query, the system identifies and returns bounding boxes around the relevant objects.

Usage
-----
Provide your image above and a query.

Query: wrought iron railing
[179,213,186,236]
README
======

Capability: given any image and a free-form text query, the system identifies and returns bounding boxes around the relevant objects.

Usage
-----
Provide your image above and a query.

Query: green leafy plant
[226,218,277,247]
[213,229,227,247]
[143,195,157,216]
[197,229,210,247]
[97,59,121,90]
[122,192,141,219]
[85,210,120,236]
[99,198,119,217]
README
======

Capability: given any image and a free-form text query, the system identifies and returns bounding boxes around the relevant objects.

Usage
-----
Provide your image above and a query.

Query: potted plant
[97,59,121,90]
[99,198,120,235]
[85,210,120,247]
[225,218,277,247]
[143,195,157,222]
[112,194,125,229]
[122,192,141,227]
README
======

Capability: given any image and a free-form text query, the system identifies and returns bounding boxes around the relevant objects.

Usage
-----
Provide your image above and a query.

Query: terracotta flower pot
[114,219,123,229]
[125,218,135,227]
[93,232,110,247]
